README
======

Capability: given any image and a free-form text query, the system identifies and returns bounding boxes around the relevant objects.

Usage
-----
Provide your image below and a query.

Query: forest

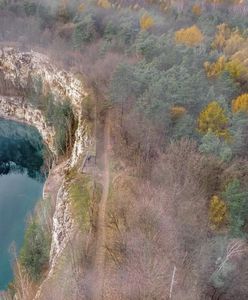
[1,0,248,299]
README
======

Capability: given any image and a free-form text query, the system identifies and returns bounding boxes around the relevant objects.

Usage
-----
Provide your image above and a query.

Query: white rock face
[0,47,86,107]
[50,182,74,267]
[0,47,92,161]
[0,95,57,153]
[70,118,92,166]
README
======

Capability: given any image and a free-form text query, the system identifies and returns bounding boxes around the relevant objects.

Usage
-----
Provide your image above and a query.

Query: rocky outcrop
[0,47,92,160]
[0,95,56,153]
[49,180,76,270]
[70,118,92,166]
[0,47,86,107]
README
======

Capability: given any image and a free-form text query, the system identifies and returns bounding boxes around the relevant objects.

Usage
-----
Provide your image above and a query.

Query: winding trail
[92,110,110,300]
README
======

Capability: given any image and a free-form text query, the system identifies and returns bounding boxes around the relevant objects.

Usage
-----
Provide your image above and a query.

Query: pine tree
[222,180,248,237]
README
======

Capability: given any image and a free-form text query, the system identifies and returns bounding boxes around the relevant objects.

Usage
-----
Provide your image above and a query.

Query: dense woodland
[1,0,248,299]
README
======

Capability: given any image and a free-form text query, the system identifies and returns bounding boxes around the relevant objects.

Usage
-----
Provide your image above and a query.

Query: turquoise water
[0,119,45,290]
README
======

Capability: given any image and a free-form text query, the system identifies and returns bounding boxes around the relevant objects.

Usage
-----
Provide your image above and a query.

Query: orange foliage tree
[192,4,202,16]
[198,101,229,139]
[175,25,204,47]
[209,195,228,229]
[140,13,155,31]
[170,106,186,120]
[232,94,248,113]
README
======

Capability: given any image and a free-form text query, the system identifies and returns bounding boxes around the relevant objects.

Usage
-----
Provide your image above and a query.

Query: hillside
[0,1,248,299]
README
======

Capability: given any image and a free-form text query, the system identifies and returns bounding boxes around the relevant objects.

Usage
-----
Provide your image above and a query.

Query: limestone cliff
[0,95,57,153]
[0,47,92,162]
[0,47,93,296]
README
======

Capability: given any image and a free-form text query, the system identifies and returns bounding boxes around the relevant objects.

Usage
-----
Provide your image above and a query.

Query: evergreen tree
[223,180,248,237]
[72,14,97,48]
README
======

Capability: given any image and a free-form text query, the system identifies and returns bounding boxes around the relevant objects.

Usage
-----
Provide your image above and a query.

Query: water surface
[0,118,45,290]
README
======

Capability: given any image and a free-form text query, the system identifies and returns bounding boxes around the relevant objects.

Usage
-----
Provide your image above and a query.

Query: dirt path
[92,110,110,300]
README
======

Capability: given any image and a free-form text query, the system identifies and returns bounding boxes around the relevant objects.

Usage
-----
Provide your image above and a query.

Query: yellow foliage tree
[98,0,111,9]
[140,13,155,31]
[198,101,229,139]
[212,23,245,55]
[204,56,247,80]
[175,25,204,47]
[232,94,248,113]
[204,56,226,78]
[170,106,186,120]
[224,31,245,56]
[212,23,231,51]
[225,59,247,79]
[209,195,227,229]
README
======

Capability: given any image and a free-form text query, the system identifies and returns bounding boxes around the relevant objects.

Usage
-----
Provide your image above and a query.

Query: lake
[0,118,45,290]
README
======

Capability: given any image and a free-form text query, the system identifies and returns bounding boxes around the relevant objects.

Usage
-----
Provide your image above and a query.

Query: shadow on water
[0,118,46,290]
